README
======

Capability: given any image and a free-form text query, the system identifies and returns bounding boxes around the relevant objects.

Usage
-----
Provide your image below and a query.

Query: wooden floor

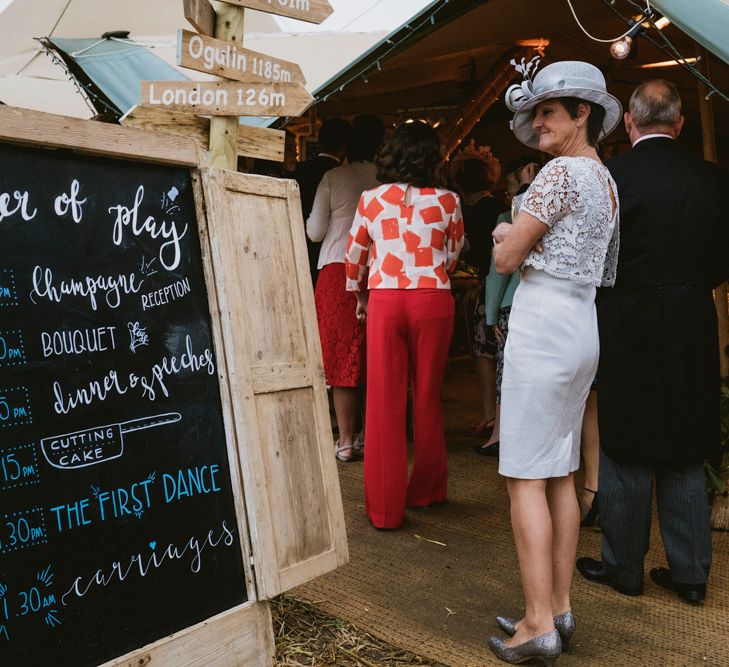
[294,360,729,667]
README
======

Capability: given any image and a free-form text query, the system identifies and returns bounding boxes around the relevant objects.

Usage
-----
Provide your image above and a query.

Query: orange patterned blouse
[344,183,465,291]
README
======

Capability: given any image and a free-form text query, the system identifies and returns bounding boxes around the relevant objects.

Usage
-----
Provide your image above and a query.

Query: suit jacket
[598,137,729,463]
[294,154,341,282]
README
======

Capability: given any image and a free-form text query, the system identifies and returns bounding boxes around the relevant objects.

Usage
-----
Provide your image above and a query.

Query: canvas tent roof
[298,0,729,163]
[0,0,431,119]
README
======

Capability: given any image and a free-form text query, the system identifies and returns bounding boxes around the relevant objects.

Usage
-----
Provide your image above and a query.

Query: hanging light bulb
[610,35,633,60]
[610,19,643,60]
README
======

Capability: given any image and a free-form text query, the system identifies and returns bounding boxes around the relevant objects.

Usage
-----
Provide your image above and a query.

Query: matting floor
[294,361,729,666]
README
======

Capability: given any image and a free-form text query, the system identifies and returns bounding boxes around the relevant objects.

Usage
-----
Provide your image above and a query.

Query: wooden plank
[192,169,258,598]
[219,0,333,24]
[183,0,215,36]
[121,105,286,162]
[443,46,536,159]
[251,363,312,394]
[141,80,313,117]
[0,104,200,166]
[696,46,729,378]
[201,168,348,599]
[101,602,274,667]
[178,29,306,85]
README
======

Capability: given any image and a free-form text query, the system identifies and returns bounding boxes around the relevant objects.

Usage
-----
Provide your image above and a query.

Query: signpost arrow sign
[177,29,306,85]
[140,80,314,116]
[218,0,334,25]
[183,0,215,36]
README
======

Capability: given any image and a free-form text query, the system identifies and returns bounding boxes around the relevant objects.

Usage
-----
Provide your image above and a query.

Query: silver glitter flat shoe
[496,610,575,649]
[488,629,562,665]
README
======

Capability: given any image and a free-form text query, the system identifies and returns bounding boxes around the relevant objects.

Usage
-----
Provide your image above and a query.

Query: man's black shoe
[576,557,644,596]
[649,567,706,604]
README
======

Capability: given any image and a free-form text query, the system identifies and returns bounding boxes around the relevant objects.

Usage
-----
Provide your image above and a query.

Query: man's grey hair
[629,79,682,129]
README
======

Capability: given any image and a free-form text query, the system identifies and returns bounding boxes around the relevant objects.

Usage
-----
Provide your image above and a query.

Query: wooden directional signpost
[220,0,334,24]
[177,29,307,84]
[141,81,313,116]
[138,0,325,169]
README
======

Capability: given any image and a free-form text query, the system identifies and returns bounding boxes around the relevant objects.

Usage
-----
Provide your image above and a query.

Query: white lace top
[520,156,619,287]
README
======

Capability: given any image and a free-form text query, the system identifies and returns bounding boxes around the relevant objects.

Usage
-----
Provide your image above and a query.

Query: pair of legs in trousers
[600,449,712,589]
[364,289,454,529]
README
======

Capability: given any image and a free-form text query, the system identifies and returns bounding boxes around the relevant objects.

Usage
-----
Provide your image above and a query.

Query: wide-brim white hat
[507,60,622,149]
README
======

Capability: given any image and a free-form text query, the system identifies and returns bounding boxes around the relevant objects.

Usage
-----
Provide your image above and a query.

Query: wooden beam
[696,45,729,378]
[0,104,200,166]
[443,46,536,159]
[183,0,215,36]
[121,105,285,162]
[210,3,246,170]
[219,0,333,24]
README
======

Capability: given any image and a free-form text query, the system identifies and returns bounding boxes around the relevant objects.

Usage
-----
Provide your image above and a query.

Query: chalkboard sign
[0,143,247,666]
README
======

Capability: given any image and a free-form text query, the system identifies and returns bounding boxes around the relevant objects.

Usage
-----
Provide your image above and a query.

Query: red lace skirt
[315,263,366,387]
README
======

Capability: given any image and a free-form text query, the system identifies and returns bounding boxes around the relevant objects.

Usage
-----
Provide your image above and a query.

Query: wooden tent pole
[443,46,537,160]
[209,4,246,170]
[696,46,729,378]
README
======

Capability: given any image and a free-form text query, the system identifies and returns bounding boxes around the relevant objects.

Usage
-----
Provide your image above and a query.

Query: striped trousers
[599,449,712,589]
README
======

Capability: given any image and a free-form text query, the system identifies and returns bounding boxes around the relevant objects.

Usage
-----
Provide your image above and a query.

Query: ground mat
[294,362,729,666]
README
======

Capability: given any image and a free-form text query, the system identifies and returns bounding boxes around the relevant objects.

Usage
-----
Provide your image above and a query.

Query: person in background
[488,61,621,665]
[295,118,351,286]
[477,155,541,457]
[307,115,385,462]
[578,387,600,526]
[344,121,464,530]
[577,79,729,604]
[453,157,503,440]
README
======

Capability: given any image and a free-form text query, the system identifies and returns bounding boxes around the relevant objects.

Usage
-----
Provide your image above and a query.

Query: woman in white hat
[487,60,621,665]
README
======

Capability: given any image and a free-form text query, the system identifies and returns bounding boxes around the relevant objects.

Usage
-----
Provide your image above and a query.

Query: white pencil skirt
[498,268,598,479]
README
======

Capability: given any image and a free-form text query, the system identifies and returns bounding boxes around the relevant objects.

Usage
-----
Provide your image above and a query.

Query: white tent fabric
[0,0,428,118]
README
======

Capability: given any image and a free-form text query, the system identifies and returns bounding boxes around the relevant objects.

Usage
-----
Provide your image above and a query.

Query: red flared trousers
[364,289,455,529]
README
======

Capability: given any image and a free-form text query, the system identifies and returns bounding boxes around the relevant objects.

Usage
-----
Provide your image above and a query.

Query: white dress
[498,157,619,479]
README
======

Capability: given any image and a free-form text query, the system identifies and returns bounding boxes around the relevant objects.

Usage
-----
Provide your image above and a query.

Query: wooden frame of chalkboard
[0,105,347,667]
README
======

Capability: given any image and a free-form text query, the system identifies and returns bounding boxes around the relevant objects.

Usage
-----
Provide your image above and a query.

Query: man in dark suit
[577,79,729,603]
[294,117,350,286]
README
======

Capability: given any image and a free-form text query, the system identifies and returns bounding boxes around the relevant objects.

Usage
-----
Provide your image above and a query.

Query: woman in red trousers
[344,121,464,529]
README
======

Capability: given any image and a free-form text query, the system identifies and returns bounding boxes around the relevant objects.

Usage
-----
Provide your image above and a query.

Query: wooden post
[209,4,246,170]
[696,46,729,378]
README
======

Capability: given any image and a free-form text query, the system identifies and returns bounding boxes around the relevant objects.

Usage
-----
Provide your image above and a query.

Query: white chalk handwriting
[0,190,37,224]
[127,322,149,354]
[60,520,236,604]
[29,267,143,311]
[108,185,189,272]
[52,335,215,414]
[53,179,87,224]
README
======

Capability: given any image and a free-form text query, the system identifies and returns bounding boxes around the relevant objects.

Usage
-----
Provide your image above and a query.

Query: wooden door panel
[200,168,348,599]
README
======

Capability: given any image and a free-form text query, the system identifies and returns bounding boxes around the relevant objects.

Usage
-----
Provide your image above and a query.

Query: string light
[598,0,728,102]
[35,38,120,117]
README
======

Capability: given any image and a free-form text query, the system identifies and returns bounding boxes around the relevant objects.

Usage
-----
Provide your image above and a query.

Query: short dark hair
[375,121,442,188]
[555,97,606,148]
[453,158,491,196]
[346,115,385,163]
[317,117,350,154]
